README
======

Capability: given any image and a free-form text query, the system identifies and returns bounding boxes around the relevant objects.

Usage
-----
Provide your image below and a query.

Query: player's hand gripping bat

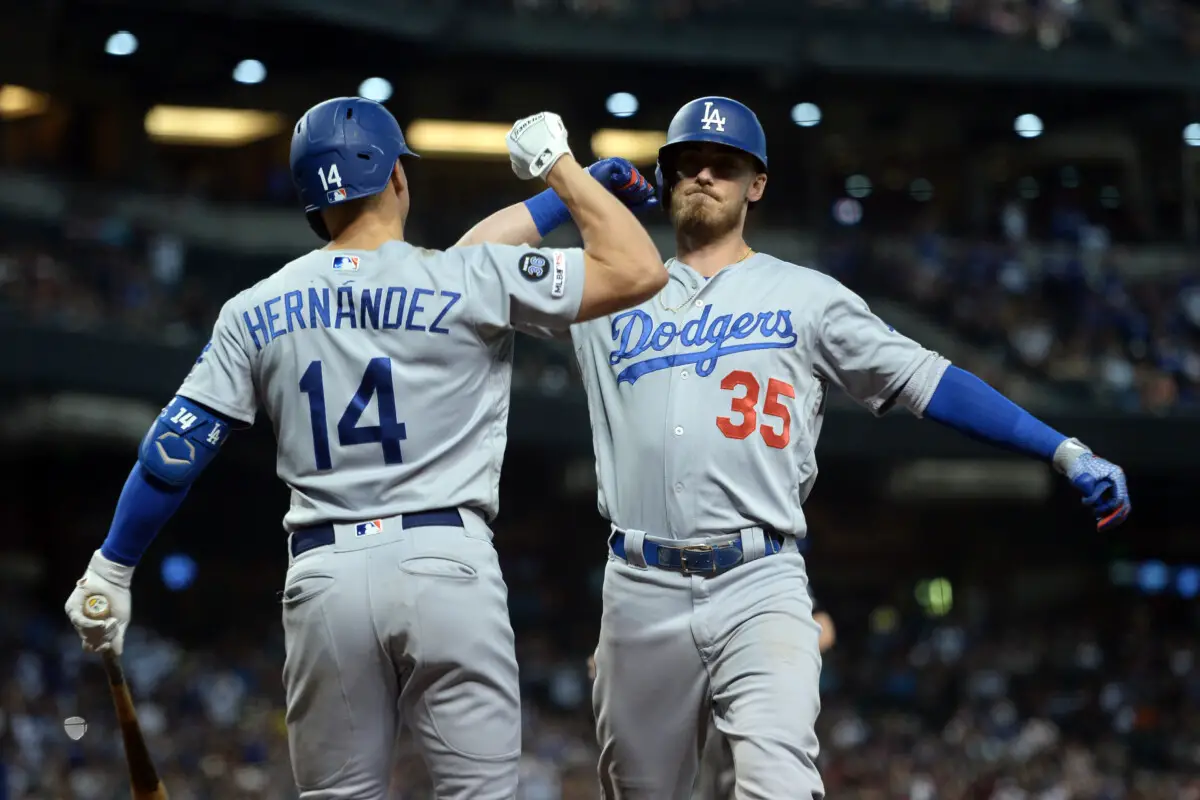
[82,594,170,800]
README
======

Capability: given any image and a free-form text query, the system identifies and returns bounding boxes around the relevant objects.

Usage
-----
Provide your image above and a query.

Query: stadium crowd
[3,192,1196,414]
[492,0,1200,54]
[835,202,1200,413]
[3,585,1199,799]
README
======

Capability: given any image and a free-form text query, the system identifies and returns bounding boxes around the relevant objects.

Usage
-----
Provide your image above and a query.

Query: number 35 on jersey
[716,370,796,449]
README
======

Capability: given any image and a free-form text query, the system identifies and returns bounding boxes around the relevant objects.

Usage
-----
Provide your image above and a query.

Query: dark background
[2,0,1200,797]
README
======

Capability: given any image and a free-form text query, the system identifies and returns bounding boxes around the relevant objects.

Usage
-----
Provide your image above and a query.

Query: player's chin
[673,205,734,237]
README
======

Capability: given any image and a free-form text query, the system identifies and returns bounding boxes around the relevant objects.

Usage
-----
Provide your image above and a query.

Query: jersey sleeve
[176,298,258,425]
[457,243,586,336]
[813,281,949,417]
[568,314,607,364]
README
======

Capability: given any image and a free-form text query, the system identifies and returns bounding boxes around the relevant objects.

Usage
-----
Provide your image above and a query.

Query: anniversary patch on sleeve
[518,252,550,282]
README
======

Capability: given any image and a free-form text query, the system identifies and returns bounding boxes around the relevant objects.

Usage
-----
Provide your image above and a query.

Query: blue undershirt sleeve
[923,366,1067,461]
[100,464,191,567]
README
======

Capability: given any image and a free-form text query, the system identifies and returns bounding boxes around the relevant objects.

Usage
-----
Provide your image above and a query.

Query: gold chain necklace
[658,247,754,313]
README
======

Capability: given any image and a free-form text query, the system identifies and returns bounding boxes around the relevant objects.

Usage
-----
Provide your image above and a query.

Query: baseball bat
[82,594,170,800]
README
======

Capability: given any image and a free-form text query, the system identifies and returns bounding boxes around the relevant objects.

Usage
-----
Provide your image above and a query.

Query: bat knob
[83,594,111,620]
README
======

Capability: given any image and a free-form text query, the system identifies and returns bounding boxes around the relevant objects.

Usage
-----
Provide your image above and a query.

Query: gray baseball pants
[592,527,824,800]
[280,509,521,799]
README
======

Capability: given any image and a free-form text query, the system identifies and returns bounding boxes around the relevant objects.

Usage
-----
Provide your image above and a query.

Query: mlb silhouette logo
[327,188,348,203]
[356,519,384,537]
[332,255,360,271]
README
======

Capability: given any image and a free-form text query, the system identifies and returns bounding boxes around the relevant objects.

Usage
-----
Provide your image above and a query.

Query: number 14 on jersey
[299,357,407,470]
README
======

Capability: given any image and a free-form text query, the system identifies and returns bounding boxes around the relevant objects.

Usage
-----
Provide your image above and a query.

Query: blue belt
[290,508,463,558]
[609,529,786,576]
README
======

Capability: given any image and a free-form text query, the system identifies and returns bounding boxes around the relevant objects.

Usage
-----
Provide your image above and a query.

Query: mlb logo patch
[551,250,567,299]
[332,255,360,272]
[355,519,384,537]
[327,188,348,203]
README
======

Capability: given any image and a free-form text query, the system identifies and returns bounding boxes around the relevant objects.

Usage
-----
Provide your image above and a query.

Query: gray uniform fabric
[176,240,585,798]
[694,587,824,800]
[570,255,948,799]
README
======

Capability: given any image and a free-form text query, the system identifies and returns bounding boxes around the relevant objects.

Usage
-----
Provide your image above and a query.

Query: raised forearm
[454,201,543,248]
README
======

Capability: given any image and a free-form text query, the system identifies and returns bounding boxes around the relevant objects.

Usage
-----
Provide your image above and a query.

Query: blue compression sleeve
[100,463,190,567]
[523,189,571,237]
[924,366,1067,461]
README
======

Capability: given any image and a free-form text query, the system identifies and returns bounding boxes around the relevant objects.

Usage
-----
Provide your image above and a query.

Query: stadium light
[1178,566,1200,599]
[359,77,393,103]
[791,102,821,128]
[105,31,138,56]
[846,174,872,199]
[0,85,50,120]
[405,119,511,158]
[605,92,639,119]
[1014,113,1043,139]
[832,198,862,226]
[233,59,266,85]
[591,129,667,164]
[910,178,934,201]
[161,553,198,591]
[1184,122,1200,147]
[1137,560,1168,594]
[144,106,286,146]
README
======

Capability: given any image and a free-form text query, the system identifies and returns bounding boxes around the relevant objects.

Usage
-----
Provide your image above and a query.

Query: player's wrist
[543,153,578,184]
[1052,437,1091,477]
[523,189,571,237]
[89,548,136,588]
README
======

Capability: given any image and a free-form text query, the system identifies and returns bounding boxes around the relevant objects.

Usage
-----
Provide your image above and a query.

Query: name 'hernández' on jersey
[238,282,463,350]
[570,253,950,541]
[173,241,587,534]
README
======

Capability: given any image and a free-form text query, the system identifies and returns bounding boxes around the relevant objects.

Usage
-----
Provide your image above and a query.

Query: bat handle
[101,648,127,686]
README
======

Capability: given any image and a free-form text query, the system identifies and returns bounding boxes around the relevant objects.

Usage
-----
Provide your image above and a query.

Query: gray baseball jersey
[176,241,583,532]
[570,253,950,539]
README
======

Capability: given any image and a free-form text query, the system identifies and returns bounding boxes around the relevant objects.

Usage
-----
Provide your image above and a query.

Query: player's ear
[390,159,408,198]
[747,173,767,204]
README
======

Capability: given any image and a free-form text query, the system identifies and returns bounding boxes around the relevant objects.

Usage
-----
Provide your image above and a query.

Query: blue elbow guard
[138,396,232,487]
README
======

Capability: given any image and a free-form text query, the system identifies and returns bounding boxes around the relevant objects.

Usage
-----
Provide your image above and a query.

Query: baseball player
[457,95,1131,799]
[62,98,666,800]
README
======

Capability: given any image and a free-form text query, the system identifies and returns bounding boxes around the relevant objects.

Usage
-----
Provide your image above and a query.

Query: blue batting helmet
[290,97,419,241]
[654,96,767,208]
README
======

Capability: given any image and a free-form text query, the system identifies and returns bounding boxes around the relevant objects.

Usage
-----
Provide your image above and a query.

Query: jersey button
[680,370,689,379]
[674,426,684,436]
[694,300,703,309]
[674,482,684,493]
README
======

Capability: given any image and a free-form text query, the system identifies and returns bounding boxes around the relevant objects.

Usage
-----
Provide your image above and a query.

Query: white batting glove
[506,112,572,181]
[64,550,135,656]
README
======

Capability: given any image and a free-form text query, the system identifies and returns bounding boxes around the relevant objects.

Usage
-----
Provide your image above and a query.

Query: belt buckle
[678,544,717,575]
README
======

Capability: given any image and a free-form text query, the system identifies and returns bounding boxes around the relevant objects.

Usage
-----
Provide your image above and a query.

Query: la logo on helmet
[700,101,726,132]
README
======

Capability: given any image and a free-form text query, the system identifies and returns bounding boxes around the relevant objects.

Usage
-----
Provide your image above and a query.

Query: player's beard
[670,187,744,245]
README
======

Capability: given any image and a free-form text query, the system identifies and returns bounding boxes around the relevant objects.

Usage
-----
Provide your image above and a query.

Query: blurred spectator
[864,207,1200,412]
[5,592,1200,798]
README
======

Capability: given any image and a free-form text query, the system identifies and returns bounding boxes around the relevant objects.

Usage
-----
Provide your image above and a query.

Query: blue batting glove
[587,158,659,212]
[1057,441,1131,532]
